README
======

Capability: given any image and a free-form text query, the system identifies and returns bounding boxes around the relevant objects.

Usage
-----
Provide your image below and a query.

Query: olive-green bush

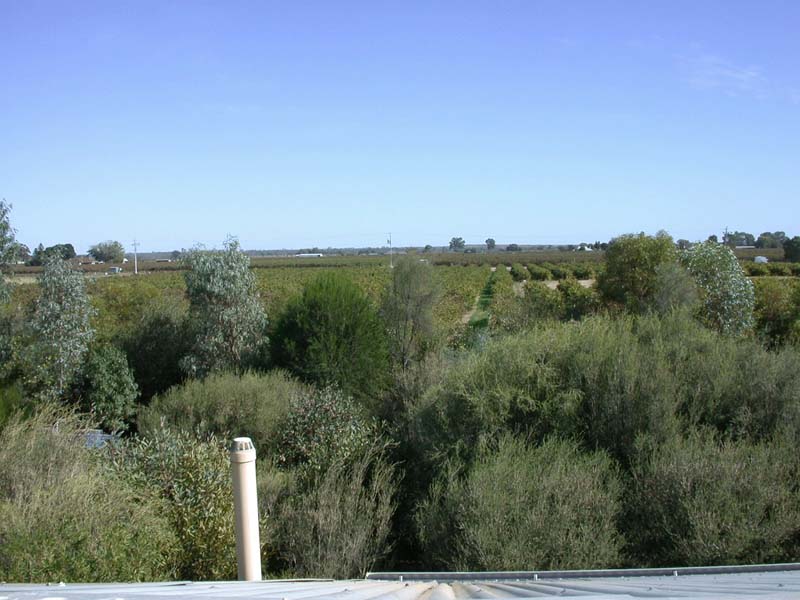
[416,436,622,570]
[113,426,240,581]
[277,385,378,478]
[274,446,398,578]
[138,370,307,458]
[626,432,800,566]
[0,407,177,582]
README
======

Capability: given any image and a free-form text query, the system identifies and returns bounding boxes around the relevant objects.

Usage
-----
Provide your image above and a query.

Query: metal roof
[3,566,800,600]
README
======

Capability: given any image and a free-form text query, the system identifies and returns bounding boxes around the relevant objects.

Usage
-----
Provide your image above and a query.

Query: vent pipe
[230,437,262,581]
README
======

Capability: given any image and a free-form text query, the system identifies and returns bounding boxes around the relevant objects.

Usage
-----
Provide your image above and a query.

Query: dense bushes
[0,408,177,582]
[417,436,622,570]
[273,446,397,578]
[597,232,676,311]
[113,426,240,580]
[626,432,800,566]
[271,272,389,410]
[138,370,306,456]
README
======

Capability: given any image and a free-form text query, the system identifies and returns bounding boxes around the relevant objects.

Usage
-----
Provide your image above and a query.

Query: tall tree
[0,201,20,302]
[20,257,95,402]
[485,238,496,251]
[88,240,125,262]
[381,257,439,370]
[449,237,465,251]
[783,236,800,262]
[272,271,389,412]
[597,231,677,312]
[680,241,754,335]
[181,238,267,377]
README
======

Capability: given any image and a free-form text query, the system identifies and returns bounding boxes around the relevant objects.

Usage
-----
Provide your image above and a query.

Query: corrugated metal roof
[3,567,800,600]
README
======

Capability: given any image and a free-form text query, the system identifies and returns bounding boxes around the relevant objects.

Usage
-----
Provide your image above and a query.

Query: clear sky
[2,1,799,252]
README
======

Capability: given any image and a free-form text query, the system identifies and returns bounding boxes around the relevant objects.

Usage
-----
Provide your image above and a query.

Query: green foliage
[19,257,95,403]
[650,262,699,315]
[277,386,378,478]
[680,241,755,335]
[597,231,677,311]
[121,302,190,402]
[754,278,800,347]
[76,344,139,431]
[112,426,238,580]
[448,236,465,251]
[626,432,800,566]
[755,231,787,249]
[274,445,397,578]
[88,240,125,263]
[784,236,800,262]
[557,278,599,320]
[272,272,389,410]
[381,257,439,370]
[745,262,770,276]
[0,407,177,582]
[29,243,76,265]
[139,370,306,458]
[182,238,268,377]
[526,263,551,280]
[485,238,496,250]
[416,436,622,570]
[768,262,792,276]
[0,201,20,304]
[509,263,527,281]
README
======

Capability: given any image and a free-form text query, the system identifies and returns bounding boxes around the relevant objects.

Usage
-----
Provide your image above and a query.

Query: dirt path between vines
[461,266,497,324]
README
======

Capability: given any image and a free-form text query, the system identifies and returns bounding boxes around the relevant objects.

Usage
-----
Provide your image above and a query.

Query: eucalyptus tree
[21,257,95,402]
[0,201,20,303]
[180,238,267,377]
[680,241,754,335]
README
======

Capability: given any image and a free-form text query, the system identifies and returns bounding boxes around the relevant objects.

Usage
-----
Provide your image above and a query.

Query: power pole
[132,239,139,275]
[387,232,393,269]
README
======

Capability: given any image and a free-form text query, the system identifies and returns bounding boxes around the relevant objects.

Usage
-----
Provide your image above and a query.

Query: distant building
[295,253,324,258]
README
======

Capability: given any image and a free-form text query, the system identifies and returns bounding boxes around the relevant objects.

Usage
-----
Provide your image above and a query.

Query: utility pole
[132,239,139,275]
[387,232,393,268]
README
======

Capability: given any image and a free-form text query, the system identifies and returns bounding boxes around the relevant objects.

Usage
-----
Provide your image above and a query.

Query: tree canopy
[88,240,125,263]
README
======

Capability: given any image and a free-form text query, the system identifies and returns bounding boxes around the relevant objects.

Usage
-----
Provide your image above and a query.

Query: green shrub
[754,278,800,347]
[271,272,390,411]
[542,262,570,280]
[769,262,792,276]
[509,263,528,282]
[138,370,306,459]
[277,385,378,478]
[121,302,190,403]
[75,344,139,432]
[416,436,622,570]
[597,232,676,312]
[112,427,240,581]
[571,262,595,279]
[0,407,177,582]
[626,432,800,566]
[526,264,551,281]
[275,446,397,578]
[650,262,699,315]
[557,278,599,320]
[791,263,800,276]
[746,262,770,276]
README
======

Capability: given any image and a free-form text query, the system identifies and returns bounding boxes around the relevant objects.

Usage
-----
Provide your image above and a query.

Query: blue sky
[2,1,799,252]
